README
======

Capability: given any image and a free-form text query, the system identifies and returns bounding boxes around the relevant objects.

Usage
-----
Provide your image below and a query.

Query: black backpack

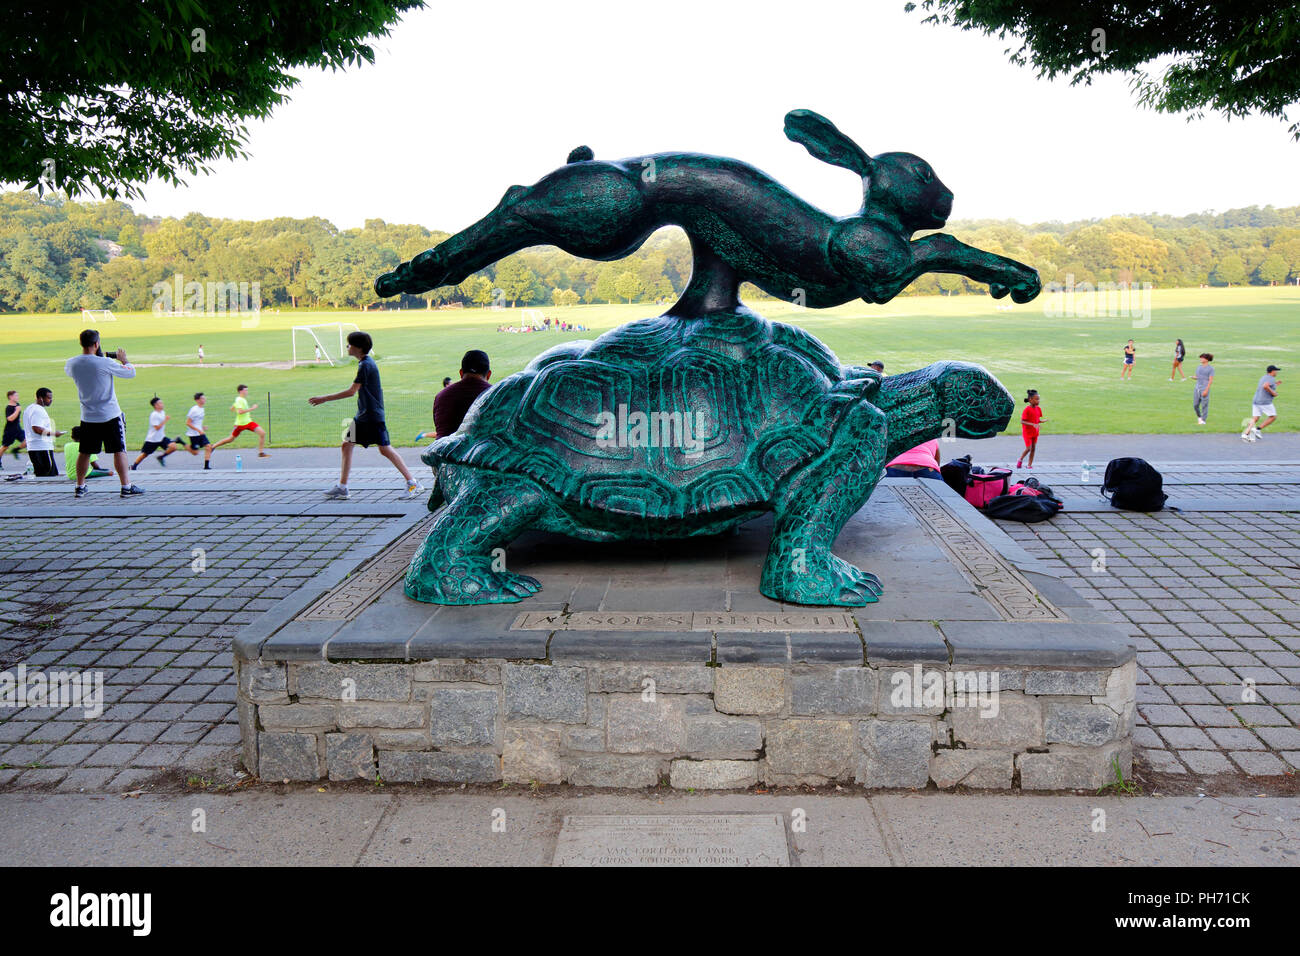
[1101,457,1168,512]
[983,485,1064,522]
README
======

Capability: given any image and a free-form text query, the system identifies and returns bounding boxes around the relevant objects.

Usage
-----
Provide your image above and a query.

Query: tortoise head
[933,361,1014,438]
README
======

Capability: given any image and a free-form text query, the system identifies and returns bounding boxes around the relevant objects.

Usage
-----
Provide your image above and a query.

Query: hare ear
[783,109,873,177]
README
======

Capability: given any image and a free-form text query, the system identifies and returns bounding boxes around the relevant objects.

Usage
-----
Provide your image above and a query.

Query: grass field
[0,286,1295,447]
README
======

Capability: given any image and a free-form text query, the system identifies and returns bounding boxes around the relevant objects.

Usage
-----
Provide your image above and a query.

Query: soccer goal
[81,309,116,322]
[521,309,546,328]
[292,323,361,367]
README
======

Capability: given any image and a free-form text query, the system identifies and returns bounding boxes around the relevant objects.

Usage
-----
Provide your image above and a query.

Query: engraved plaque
[553,814,789,866]
[511,611,855,632]
[894,485,1068,622]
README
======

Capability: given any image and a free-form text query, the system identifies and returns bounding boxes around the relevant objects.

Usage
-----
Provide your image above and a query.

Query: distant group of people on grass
[496,318,587,333]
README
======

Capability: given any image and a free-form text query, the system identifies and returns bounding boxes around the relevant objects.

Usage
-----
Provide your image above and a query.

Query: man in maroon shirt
[432,350,493,438]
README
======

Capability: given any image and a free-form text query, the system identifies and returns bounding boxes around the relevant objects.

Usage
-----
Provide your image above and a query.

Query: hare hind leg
[760,399,888,606]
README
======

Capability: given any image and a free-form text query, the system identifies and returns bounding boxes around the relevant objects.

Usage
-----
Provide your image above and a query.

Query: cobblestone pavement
[1005,511,1300,782]
[0,497,398,792]
[0,460,1296,793]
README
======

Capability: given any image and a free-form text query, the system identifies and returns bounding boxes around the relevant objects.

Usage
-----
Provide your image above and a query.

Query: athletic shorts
[79,416,126,455]
[349,419,390,449]
[1252,403,1277,417]
[1124,355,1134,364]
[232,421,260,435]
[29,450,58,477]
[141,438,175,455]
[188,434,210,449]
[1,424,22,445]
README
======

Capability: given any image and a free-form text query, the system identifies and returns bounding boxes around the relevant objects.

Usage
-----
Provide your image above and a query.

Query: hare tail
[566,145,594,163]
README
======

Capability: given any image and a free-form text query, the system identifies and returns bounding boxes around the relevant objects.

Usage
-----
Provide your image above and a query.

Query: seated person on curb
[884,439,942,480]
[63,427,110,480]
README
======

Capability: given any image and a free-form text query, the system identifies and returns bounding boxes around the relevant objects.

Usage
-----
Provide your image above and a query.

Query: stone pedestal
[234,479,1135,790]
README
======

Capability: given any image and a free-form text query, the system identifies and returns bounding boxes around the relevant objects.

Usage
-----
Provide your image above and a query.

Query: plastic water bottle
[1080,459,1090,482]
[235,454,243,472]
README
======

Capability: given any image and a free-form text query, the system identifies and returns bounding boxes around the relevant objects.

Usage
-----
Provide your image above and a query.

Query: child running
[1016,389,1046,469]
[308,331,423,500]
[186,392,213,468]
[0,389,26,468]
[207,384,270,463]
[131,396,194,469]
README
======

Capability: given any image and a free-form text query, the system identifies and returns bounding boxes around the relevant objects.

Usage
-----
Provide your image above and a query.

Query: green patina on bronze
[375,109,1039,607]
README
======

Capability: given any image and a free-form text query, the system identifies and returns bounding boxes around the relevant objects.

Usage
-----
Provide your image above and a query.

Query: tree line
[1,189,1299,315]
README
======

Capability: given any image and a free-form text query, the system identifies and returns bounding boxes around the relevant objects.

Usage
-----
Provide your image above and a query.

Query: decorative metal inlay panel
[511,610,856,632]
[298,516,436,621]
[893,485,1068,622]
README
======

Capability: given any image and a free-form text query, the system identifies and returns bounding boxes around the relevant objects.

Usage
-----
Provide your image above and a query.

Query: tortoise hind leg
[760,399,887,606]
[405,469,548,605]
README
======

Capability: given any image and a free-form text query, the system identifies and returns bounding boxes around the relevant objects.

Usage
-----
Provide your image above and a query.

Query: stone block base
[236,656,1135,790]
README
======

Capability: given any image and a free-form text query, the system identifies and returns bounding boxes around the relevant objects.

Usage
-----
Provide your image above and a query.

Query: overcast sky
[136,0,1300,231]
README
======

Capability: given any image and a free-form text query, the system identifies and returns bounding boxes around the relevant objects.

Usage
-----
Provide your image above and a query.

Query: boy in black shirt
[308,331,423,501]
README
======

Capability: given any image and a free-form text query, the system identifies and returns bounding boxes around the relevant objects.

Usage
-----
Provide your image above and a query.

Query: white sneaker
[1252,427,1263,440]
[401,481,425,500]
[324,484,350,500]
[1197,419,1206,425]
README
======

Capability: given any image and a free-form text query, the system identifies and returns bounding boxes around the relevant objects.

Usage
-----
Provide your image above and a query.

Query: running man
[131,396,193,469]
[1,389,26,468]
[1242,365,1280,442]
[186,392,213,468]
[207,385,270,461]
[309,330,423,500]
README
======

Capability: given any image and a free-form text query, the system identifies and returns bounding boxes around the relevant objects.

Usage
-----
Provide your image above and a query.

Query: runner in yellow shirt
[206,384,270,464]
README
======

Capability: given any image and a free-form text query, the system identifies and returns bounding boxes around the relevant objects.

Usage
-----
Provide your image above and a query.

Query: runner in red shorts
[206,384,270,464]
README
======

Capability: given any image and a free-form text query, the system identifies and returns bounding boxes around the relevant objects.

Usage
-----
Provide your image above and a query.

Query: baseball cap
[1267,365,1280,373]
[461,350,490,375]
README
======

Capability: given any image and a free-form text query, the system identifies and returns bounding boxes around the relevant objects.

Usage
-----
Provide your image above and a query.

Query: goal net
[292,323,361,367]
[521,309,546,328]
[81,309,116,322]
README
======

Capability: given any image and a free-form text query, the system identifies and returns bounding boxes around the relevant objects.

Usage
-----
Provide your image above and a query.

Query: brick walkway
[1,461,1297,793]
[1005,510,1300,780]
[0,499,399,792]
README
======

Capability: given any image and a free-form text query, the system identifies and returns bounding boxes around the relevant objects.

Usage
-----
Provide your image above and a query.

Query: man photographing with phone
[64,329,145,498]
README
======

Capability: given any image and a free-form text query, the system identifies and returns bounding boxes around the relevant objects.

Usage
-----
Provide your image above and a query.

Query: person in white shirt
[185,392,213,469]
[64,328,143,497]
[131,396,192,469]
[21,388,65,477]
[198,344,205,365]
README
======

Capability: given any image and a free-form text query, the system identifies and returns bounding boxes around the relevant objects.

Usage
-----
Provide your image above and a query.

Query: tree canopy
[2,191,1299,314]
[2,0,423,199]
[906,1,1300,139]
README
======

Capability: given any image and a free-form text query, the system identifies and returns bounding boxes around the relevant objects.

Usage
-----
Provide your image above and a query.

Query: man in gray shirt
[1243,364,1280,441]
[64,329,145,498]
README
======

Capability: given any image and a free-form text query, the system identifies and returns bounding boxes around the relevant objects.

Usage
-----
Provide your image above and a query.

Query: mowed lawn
[0,286,1294,447]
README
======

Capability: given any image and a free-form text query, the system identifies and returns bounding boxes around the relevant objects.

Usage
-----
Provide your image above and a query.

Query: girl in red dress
[1016,389,1045,469]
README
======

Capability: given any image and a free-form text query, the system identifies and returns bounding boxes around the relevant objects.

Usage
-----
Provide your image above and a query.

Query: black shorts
[188,434,210,449]
[79,416,127,455]
[2,424,23,445]
[29,450,57,477]
[350,419,390,448]
[141,438,175,455]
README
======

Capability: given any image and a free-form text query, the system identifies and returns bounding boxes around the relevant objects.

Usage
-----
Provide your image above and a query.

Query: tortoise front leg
[760,399,888,606]
[405,466,547,605]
